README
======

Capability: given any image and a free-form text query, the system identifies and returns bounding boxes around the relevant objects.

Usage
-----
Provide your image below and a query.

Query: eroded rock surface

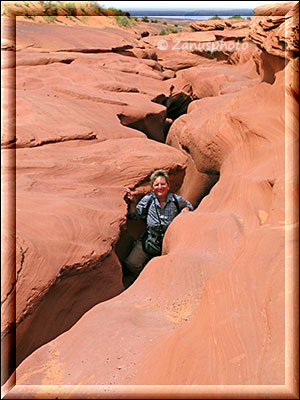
[1,2,298,396]
[1,16,190,384]
[2,136,188,375]
[190,18,250,32]
[249,1,299,59]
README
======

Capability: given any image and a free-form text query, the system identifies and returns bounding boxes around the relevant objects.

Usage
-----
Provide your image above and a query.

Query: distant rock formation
[190,18,250,31]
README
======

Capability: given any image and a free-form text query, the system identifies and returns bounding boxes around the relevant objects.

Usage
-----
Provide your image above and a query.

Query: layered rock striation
[1,2,298,397]
[190,18,250,32]
[1,15,190,385]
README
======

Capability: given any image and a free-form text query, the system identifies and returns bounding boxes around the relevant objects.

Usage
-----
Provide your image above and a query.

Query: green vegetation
[3,1,135,21]
[88,1,102,14]
[43,15,57,22]
[80,5,87,14]
[229,15,244,19]
[92,6,107,15]
[43,1,58,15]
[115,15,136,27]
[163,21,167,25]
[151,19,158,23]
[174,21,188,26]
[159,27,178,35]
[65,2,76,16]
[141,16,149,22]
[208,15,222,20]
[92,3,108,15]
[108,7,130,16]
[247,16,251,20]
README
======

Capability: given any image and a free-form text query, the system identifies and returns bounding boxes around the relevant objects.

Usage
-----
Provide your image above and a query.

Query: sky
[101,1,292,10]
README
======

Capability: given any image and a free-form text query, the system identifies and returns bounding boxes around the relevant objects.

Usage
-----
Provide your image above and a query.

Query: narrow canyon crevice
[3,1,297,389]
[114,79,222,287]
[2,57,209,383]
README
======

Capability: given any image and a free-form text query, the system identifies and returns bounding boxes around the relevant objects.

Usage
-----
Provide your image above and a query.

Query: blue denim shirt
[128,192,193,240]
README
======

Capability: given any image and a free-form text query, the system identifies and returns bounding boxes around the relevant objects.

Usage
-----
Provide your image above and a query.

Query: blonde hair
[150,170,169,188]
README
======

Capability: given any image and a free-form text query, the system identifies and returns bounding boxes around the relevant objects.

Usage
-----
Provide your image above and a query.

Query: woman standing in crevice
[123,169,193,281]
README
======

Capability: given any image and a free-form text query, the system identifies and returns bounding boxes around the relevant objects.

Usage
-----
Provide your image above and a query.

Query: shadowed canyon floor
[1,2,299,398]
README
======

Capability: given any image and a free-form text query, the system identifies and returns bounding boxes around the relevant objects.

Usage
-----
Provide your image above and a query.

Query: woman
[124,169,193,275]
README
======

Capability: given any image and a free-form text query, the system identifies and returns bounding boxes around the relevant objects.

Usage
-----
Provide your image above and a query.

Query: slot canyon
[1,1,298,398]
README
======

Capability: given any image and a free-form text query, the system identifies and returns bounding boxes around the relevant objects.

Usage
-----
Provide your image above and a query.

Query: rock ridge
[1,3,298,396]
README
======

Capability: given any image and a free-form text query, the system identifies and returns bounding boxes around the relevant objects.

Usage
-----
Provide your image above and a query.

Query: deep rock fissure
[8,47,223,384]
[114,85,220,287]
[56,45,133,54]
[2,248,123,385]
[4,58,206,385]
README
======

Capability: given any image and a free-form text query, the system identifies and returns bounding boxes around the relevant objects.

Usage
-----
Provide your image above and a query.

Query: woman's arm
[124,188,137,215]
[124,189,154,220]
[175,195,194,212]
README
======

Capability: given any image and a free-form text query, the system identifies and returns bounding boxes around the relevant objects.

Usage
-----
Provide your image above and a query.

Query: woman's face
[152,176,170,199]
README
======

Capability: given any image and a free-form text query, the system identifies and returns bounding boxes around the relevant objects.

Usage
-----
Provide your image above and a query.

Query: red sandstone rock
[15,61,297,386]
[1,137,188,381]
[253,1,297,16]
[249,2,299,59]
[225,20,251,30]
[1,16,190,385]
[128,47,158,60]
[2,47,177,147]
[142,30,216,48]
[170,59,259,102]
[190,19,227,31]
[15,19,139,52]
[214,28,249,41]
[134,65,298,387]
[190,18,250,32]
[1,2,298,396]
[227,41,260,65]
[156,49,217,71]
[142,28,251,65]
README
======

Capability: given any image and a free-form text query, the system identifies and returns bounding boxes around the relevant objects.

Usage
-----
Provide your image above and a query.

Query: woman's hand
[124,188,137,214]
[124,187,134,204]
